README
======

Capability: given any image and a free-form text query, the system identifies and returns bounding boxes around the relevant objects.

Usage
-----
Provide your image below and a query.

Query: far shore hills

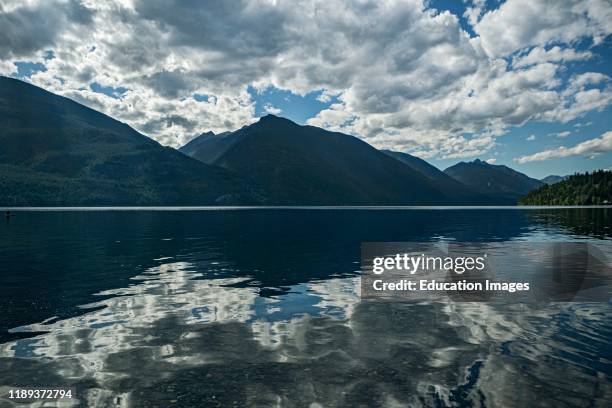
[1,76,610,207]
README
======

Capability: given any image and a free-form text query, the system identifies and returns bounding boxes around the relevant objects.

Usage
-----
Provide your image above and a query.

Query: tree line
[519,170,612,205]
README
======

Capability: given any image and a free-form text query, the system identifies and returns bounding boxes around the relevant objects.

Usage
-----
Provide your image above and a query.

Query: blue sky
[2,0,611,179]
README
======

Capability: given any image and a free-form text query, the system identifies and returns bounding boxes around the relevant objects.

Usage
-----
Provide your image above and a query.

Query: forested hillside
[519,170,612,205]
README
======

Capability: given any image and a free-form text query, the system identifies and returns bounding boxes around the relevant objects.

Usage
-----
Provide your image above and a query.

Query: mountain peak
[179,130,223,156]
[257,114,297,126]
[444,159,544,203]
[260,113,281,120]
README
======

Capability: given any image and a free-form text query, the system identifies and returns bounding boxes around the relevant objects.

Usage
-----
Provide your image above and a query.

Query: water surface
[0,208,610,407]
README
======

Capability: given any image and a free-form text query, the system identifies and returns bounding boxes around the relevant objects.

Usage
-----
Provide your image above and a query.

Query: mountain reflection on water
[0,209,611,407]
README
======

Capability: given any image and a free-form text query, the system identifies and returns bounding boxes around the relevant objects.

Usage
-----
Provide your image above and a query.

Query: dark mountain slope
[381,150,444,180]
[181,115,471,205]
[380,150,488,199]
[444,159,544,204]
[0,76,256,205]
[179,130,232,160]
[541,175,567,185]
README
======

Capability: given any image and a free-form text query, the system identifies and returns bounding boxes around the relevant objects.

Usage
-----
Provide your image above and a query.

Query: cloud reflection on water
[0,259,610,407]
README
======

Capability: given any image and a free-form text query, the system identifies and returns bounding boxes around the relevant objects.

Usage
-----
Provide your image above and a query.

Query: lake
[0,208,611,407]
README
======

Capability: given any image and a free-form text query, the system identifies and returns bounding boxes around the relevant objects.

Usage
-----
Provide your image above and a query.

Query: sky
[1,0,611,179]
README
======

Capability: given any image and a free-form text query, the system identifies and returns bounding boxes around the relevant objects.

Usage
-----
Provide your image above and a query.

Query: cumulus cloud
[463,0,487,27]
[315,89,336,103]
[0,0,92,59]
[0,59,15,76]
[0,0,611,155]
[263,103,282,115]
[473,0,612,58]
[515,131,612,163]
[512,46,593,68]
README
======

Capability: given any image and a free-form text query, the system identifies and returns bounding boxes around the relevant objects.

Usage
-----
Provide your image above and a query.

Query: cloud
[512,46,593,68]
[485,158,497,164]
[0,0,92,59]
[573,121,593,128]
[1,0,611,155]
[548,131,571,138]
[463,0,487,27]
[473,0,612,58]
[316,89,336,103]
[263,103,282,115]
[0,59,15,76]
[515,131,612,163]
[526,134,536,141]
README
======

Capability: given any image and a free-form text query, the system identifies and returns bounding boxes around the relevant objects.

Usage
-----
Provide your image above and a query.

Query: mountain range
[379,150,503,204]
[443,159,545,203]
[178,116,495,205]
[0,76,561,206]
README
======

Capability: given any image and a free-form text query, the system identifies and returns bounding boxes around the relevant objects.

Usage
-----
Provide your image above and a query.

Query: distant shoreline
[3,205,611,211]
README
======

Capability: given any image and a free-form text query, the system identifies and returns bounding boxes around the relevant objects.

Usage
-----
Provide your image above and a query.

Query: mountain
[2,77,555,207]
[381,150,446,180]
[444,159,544,204]
[180,115,475,205]
[380,150,488,199]
[520,170,612,205]
[179,130,232,159]
[0,76,258,206]
[541,175,567,185]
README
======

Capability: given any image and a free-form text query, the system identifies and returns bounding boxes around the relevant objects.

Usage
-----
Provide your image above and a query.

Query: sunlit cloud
[515,131,612,163]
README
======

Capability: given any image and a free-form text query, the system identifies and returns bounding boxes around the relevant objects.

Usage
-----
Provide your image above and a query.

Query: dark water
[0,208,610,407]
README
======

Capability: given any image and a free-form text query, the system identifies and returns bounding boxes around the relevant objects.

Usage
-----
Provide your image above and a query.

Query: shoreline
[2,205,611,211]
